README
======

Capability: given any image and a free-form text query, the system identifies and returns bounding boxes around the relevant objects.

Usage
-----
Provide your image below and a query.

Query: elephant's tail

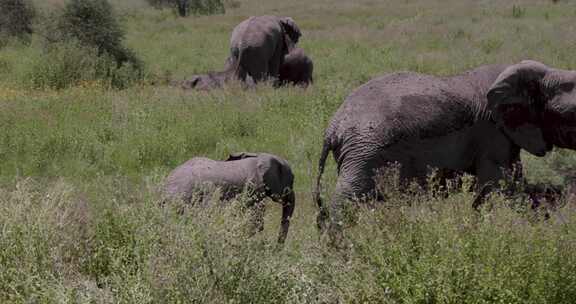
[314,140,331,214]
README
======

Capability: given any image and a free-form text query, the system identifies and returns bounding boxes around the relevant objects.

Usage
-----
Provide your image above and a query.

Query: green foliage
[0,0,35,46]
[2,0,576,302]
[145,0,225,16]
[25,40,141,90]
[144,0,174,8]
[34,0,143,89]
[59,0,140,66]
[188,0,225,16]
[2,178,576,303]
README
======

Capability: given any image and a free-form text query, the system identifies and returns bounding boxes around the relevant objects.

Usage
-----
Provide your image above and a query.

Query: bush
[56,0,142,69]
[34,0,143,89]
[145,0,225,17]
[27,40,141,90]
[188,0,225,16]
[145,0,174,9]
[0,0,35,46]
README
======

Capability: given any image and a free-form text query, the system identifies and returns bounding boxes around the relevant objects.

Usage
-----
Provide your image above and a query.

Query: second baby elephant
[163,152,295,244]
[279,47,313,87]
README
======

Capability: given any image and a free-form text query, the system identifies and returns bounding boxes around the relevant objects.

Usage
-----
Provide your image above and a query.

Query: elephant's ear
[279,17,301,46]
[487,60,551,156]
[226,152,258,161]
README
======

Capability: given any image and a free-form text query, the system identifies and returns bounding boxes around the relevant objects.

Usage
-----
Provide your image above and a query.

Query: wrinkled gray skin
[314,60,576,245]
[230,15,302,84]
[279,47,313,88]
[164,152,295,244]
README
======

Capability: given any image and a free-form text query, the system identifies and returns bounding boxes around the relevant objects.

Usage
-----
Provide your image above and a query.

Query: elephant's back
[230,16,282,49]
[163,157,218,199]
[326,72,478,148]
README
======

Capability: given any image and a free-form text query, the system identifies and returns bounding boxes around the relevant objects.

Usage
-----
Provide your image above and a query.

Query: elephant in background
[177,57,243,91]
[163,152,295,244]
[176,48,312,90]
[279,47,313,88]
[179,69,232,90]
[229,15,301,84]
[314,60,576,245]
[173,56,254,91]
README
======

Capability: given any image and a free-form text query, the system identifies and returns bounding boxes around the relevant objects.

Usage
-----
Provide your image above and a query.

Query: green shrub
[145,0,174,8]
[31,0,143,89]
[0,0,35,46]
[145,0,225,17]
[27,40,141,90]
[26,0,144,89]
[188,0,225,16]
[57,0,141,68]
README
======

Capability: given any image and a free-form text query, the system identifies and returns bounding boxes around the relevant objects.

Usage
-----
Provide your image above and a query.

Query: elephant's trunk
[277,191,295,244]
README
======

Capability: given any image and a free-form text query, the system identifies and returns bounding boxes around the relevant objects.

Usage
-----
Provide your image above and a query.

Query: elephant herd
[175,15,313,91]
[165,15,576,246]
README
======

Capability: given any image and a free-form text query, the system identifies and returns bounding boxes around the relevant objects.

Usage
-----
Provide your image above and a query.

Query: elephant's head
[258,153,295,244]
[228,152,295,243]
[487,60,576,156]
[181,75,203,89]
[181,71,229,91]
[279,17,301,51]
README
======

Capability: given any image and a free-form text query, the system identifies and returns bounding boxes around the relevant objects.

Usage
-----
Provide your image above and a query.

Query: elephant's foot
[326,221,349,250]
[472,182,493,211]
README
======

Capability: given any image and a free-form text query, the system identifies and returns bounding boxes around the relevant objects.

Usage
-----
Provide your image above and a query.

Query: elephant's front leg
[472,160,510,210]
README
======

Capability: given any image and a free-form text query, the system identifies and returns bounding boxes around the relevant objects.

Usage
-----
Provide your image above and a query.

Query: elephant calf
[163,152,295,244]
[175,57,245,91]
[279,47,313,87]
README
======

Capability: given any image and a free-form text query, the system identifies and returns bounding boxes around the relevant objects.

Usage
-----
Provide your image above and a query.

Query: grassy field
[2,0,576,302]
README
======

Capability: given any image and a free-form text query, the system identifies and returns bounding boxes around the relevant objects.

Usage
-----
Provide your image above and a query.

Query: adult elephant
[163,152,295,244]
[314,60,576,245]
[230,15,301,84]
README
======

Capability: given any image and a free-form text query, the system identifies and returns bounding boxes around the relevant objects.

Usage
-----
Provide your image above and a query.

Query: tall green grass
[2,0,576,302]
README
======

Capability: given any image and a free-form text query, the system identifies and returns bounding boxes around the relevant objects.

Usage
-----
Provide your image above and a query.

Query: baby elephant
[177,57,242,91]
[163,152,295,244]
[279,47,313,87]
[177,48,313,91]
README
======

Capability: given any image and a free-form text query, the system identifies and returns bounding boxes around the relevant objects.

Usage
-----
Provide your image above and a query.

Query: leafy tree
[145,0,225,17]
[55,0,141,69]
[0,0,35,45]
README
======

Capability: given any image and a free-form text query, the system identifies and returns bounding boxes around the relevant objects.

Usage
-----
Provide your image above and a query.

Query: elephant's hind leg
[327,169,377,248]
[268,47,283,86]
